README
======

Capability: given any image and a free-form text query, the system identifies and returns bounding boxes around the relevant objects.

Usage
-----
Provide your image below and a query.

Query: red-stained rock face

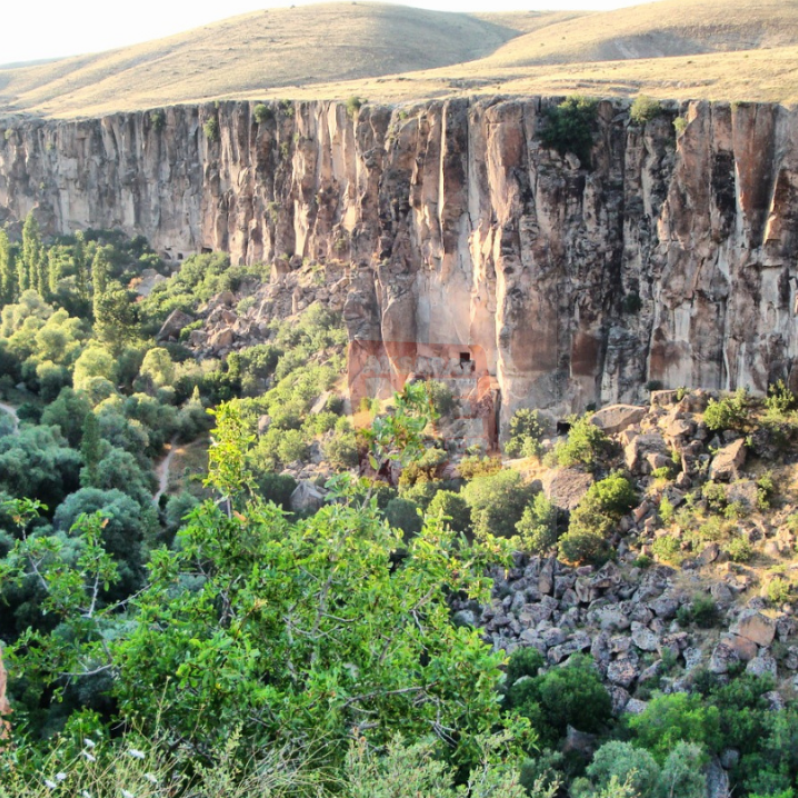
[3,97,798,426]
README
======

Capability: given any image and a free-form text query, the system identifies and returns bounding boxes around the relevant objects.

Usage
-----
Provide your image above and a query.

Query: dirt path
[0,401,19,434]
[153,437,179,505]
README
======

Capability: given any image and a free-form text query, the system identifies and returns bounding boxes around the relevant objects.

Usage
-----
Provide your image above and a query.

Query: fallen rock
[731,610,776,647]
[709,439,747,482]
[746,653,778,679]
[156,309,195,342]
[289,480,328,514]
[540,469,594,512]
[590,405,647,435]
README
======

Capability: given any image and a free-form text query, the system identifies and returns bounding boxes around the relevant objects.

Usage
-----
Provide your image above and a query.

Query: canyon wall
[2,97,798,423]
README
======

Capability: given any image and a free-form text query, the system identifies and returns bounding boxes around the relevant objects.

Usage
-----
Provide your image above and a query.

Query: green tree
[80,411,102,486]
[462,469,535,539]
[20,212,42,295]
[427,490,472,534]
[587,741,660,798]
[0,229,14,305]
[139,347,176,391]
[516,492,559,553]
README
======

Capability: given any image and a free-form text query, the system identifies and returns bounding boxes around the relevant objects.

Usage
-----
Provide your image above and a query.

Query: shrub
[536,654,612,736]
[629,95,661,125]
[552,415,608,470]
[203,118,220,142]
[659,495,675,524]
[725,536,753,563]
[253,103,274,124]
[587,741,660,797]
[658,742,707,798]
[458,455,502,479]
[678,594,720,629]
[586,473,637,516]
[516,492,559,554]
[704,388,750,431]
[539,95,598,166]
[767,577,792,604]
[674,117,688,135]
[652,534,682,564]
[558,511,611,564]
[276,429,309,464]
[506,647,545,687]
[324,429,359,470]
[505,408,549,459]
[346,95,366,118]
[628,692,720,763]
[149,110,166,132]
[427,490,471,534]
[427,380,456,417]
[765,379,798,415]
[255,472,297,510]
[462,469,535,539]
[384,497,422,539]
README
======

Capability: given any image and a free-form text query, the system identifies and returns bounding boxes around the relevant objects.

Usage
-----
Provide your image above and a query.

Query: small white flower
[127,748,145,760]
[82,751,96,762]
[82,791,92,798]
[56,773,67,782]
[121,790,135,798]
[44,779,57,790]
[83,738,97,749]
[144,774,158,785]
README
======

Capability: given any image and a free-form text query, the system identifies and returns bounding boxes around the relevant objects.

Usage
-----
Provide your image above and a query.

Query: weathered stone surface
[590,405,647,435]
[631,626,660,652]
[723,634,759,662]
[540,469,594,512]
[156,309,194,342]
[607,657,638,688]
[710,439,747,482]
[731,610,776,647]
[289,480,328,513]
[746,653,778,678]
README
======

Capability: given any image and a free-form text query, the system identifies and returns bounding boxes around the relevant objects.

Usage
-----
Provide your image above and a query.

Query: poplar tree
[21,211,42,295]
[0,229,14,305]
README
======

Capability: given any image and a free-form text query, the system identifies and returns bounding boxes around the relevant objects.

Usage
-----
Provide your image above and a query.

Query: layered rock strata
[2,98,798,422]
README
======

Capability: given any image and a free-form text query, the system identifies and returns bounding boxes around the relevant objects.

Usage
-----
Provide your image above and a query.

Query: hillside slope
[2,0,798,117]
[0,3,518,118]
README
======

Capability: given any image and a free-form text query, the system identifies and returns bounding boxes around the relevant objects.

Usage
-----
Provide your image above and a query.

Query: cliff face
[2,98,798,423]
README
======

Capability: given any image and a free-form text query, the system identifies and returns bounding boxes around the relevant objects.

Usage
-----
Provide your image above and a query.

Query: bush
[253,103,274,124]
[276,429,309,465]
[677,594,720,629]
[586,473,636,517]
[558,511,611,564]
[652,534,682,564]
[516,493,559,554]
[725,536,753,563]
[427,490,471,534]
[539,95,598,166]
[458,455,502,479]
[552,415,608,470]
[628,692,720,763]
[150,110,165,132]
[384,497,422,539]
[346,95,366,118]
[462,469,535,539]
[704,388,750,431]
[658,742,707,798]
[587,741,660,798]
[765,379,798,415]
[629,95,661,125]
[324,429,360,470]
[254,472,297,510]
[505,408,548,459]
[674,117,688,135]
[203,118,220,142]
[767,577,792,604]
[506,647,545,687]
[427,380,456,417]
[536,654,612,737]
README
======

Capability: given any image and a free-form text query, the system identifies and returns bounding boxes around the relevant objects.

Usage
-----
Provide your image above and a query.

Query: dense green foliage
[539,95,598,167]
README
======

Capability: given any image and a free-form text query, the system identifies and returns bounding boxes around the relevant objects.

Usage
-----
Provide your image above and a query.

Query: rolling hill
[2,0,798,119]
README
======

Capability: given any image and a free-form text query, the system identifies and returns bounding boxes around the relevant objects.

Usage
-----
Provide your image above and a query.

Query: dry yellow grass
[2,0,798,119]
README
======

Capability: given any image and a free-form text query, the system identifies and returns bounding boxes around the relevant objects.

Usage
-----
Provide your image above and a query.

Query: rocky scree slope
[465,388,798,724]
[3,98,798,425]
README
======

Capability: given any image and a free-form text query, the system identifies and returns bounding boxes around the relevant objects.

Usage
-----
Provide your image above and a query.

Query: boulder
[156,309,194,342]
[289,481,328,514]
[707,757,731,798]
[540,468,593,512]
[722,634,758,662]
[631,626,660,652]
[607,657,638,688]
[709,439,747,482]
[625,432,669,473]
[624,698,649,715]
[746,653,778,679]
[731,610,776,647]
[590,404,647,435]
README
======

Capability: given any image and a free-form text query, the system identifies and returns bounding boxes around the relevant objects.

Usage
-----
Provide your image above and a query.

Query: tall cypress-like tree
[80,411,102,487]
[21,211,42,295]
[47,248,61,297]
[74,232,88,300]
[91,247,111,320]
[0,229,14,305]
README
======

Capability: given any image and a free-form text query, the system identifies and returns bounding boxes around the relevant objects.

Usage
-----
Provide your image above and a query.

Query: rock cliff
[2,98,798,423]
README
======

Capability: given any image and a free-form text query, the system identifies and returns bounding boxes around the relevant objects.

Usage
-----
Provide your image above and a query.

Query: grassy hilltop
[3,0,798,118]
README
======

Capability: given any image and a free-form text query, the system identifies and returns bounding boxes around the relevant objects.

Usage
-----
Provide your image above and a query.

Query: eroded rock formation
[2,97,798,422]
